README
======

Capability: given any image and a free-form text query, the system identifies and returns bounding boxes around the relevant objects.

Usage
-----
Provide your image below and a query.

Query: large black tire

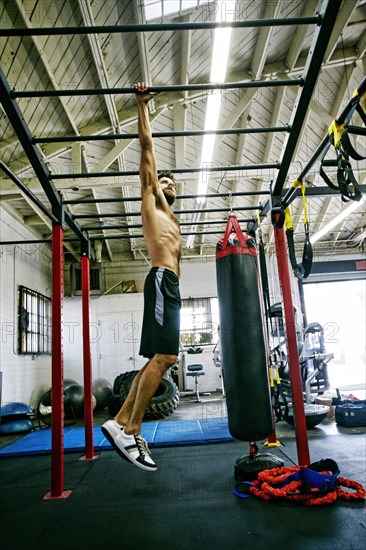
[108,394,122,417]
[113,371,136,395]
[114,371,179,420]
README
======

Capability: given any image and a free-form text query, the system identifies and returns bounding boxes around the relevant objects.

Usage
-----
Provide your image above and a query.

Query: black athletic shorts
[139,267,181,358]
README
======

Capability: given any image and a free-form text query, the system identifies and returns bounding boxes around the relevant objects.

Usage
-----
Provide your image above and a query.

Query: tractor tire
[113,371,136,395]
[115,371,179,420]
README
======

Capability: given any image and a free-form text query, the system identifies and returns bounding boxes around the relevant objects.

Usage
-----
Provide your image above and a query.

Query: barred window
[180,297,220,347]
[18,286,51,355]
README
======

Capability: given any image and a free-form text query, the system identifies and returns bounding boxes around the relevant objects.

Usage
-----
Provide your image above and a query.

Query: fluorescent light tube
[186,0,236,247]
[310,195,365,244]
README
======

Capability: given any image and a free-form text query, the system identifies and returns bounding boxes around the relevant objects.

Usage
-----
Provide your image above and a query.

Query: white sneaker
[101,419,157,472]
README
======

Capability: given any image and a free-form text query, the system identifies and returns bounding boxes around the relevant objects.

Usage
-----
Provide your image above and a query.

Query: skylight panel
[144,0,214,21]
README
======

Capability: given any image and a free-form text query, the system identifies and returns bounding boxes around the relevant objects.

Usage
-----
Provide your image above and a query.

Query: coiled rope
[234,463,365,506]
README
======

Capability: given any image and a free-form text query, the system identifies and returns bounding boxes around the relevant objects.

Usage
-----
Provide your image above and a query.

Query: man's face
[159,177,176,205]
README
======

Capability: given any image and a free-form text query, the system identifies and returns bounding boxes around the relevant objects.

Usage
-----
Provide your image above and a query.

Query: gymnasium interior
[0,1,365,549]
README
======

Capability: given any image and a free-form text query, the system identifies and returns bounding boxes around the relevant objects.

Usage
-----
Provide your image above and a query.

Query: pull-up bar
[52,163,280,180]
[82,218,256,231]
[64,190,269,205]
[72,206,261,219]
[80,230,240,240]
[1,17,321,37]
[13,79,303,99]
[33,126,291,144]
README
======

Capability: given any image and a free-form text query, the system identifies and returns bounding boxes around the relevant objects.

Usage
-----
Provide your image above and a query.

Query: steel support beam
[0,160,58,224]
[0,68,60,210]
[272,0,343,198]
[1,17,321,37]
[0,68,89,247]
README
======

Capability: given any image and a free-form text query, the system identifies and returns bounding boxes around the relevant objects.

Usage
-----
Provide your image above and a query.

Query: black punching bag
[216,214,273,441]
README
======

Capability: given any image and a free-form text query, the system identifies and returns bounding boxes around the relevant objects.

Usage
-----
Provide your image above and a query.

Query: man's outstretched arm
[135,82,159,197]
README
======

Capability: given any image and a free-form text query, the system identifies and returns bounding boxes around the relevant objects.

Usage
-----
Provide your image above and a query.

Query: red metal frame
[81,255,95,459]
[272,212,310,466]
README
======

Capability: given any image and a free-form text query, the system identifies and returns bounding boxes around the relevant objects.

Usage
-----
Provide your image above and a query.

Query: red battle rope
[234,463,365,506]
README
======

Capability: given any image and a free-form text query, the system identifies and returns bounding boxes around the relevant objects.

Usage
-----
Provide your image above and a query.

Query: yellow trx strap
[285,180,313,279]
[269,365,274,388]
[285,206,292,230]
[275,362,281,385]
[256,210,261,230]
[328,119,344,148]
[301,183,309,225]
[287,179,308,226]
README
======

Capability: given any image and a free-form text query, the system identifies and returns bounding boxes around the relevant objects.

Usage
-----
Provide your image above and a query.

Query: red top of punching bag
[216,213,257,260]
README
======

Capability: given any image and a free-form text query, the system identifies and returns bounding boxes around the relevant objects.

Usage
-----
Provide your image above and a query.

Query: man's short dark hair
[158,170,176,184]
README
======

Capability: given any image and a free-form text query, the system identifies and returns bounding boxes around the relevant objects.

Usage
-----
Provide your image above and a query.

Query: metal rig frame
[1,0,360,496]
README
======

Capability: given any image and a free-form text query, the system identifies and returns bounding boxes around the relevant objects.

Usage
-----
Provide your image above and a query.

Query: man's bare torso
[141,203,181,276]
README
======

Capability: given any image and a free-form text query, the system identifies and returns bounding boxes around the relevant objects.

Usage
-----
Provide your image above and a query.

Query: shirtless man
[102,82,181,471]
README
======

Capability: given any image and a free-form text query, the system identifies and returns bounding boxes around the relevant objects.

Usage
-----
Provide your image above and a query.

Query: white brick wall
[0,208,52,408]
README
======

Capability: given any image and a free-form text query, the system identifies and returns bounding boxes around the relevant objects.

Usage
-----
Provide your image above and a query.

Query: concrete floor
[1,394,365,550]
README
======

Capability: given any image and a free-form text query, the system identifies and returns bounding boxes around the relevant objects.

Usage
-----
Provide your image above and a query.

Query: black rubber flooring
[0,433,365,550]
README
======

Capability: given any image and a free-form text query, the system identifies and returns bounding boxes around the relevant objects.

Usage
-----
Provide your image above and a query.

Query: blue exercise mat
[0,418,233,457]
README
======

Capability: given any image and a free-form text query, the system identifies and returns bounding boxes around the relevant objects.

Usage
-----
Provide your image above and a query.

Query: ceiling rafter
[130,1,156,259]
[232,0,284,213]
[285,2,316,71]
[11,0,92,238]
[312,196,333,236]
[252,3,306,200]
[234,106,251,167]
[1,1,364,263]
[78,0,125,262]
[133,0,156,120]
[323,0,358,63]
[174,14,192,214]
[250,0,284,80]
[13,0,80,137]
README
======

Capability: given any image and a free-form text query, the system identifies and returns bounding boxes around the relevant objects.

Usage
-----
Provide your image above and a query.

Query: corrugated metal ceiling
[0,0,365,266]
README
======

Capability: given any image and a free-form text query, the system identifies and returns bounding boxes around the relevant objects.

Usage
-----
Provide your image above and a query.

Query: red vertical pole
[81,254,95,459]
[272,209,310,466]
[51,224,64,495]
[44,221,71,500]
[42,223,71,499]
